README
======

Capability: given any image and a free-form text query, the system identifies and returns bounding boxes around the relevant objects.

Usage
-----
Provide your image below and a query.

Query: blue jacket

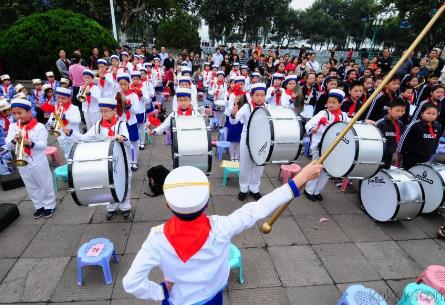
[0,85,15,100]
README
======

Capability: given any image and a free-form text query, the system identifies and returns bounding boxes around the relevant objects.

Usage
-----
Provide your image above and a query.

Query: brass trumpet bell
[12,159,28,167]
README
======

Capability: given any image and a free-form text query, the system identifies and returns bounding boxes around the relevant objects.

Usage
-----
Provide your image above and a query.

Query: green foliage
[0,9,117,79]
[155,12,200,51]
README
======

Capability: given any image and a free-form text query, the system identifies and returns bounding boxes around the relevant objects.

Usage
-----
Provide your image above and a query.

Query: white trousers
[305,148,329,195]
[239,134,264,193]
[84,111,101,130]
[18,158,56,210]
[58,137,75,160]
[229,142,240,161]
[108,149,132,212]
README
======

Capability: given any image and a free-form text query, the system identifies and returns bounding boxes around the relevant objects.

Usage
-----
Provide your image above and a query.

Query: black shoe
[122,210,132,219]
[250,192,262,201]
[106,211,117,220]
[33,208,45,219]
[315,194,323,201]
[238,192,248,201]
[304,190,318,202]
[131,164,138,172]
[139,144,145,150]
[43,208,56,219]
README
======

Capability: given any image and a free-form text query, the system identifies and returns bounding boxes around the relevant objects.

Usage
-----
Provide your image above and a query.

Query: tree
[155,12,200,51]
[269,7,302,47]
[0,9,117,78]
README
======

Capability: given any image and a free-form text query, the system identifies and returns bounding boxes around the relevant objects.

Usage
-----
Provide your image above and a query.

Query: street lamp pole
[109,0,118,42]
[368,18,384,58]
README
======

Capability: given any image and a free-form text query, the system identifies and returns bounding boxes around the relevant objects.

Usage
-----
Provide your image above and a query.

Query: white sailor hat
[82,69,95,78]
[204,62,210,66]
[41,84,52,92]
[0,100,11,111]
[0,74,10,81]
[98,97,117,109]
[181,61,188,66]
[97,58,108,65]
[130,71,142,78]
[217,70,225,76]
[229,76,236,82]
[144,62,152,68]
[251,72,261,78]
[60,77,70,84]
[117,73,131,83]
[240,65,248,70]
[32,78,42,85]
[13,92,27,100]
[139,68,147,73]
[45,71,55,77]
[121,51,129,57]
[272,72,284,79]
[328,88,345,101]
[133,55,140,59]
[177,75,192,84]
[55,87,72,97]
[250,82,267,93]
[176,87,192,97]
[234,75,245,83]
[283,75,298,84]
[212,64,219,69]
[10,98,32,110]
[14,84,25,93]
[181,67,192,74]
[153,57,161,62]
[232,62,240,67]
[110,55,120,61]
[163,166,210,215]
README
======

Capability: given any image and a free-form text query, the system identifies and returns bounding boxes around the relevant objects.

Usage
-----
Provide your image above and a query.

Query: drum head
[409,164,445,213]
[360,170,398,222]
[111,141,128,203]
[247,107,272,165]
[321,122,357,177]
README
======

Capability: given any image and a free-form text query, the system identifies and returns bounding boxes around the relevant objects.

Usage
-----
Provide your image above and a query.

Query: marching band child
[152,58,164,103]
[109,55,120,81]
[280,75,298,108]
[63,97,132,220]
[120,52,134,74]
[341,82,366,120]
[366,75,400,121]
[78,69,101,129]
[39,84,57,123]
[314,76,339,115]
[45,71,60,90]
[203,62,212,94]
[0,74,15,100]
[230,83,268,200]
[6,98,56,218]
[97,58,116,99]
[250,72,261,85]
[304,89,350,201]
[209,71,227,125]
[398,85,414,125]
[130,71,147,151]
[123,162,323,305]
[180,68,198,103]
[59,78,70,89]
[240,65,250,91]
[0,100,12,133]
[226,76,247,161]
[229,62,241,79]
[172,76,198,110]
[411,84,445,124]
[266,73,285,106]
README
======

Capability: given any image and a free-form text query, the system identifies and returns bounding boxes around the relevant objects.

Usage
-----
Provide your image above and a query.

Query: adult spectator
[359,57,370,75]
[103,48,111,65]
[71,49,87,67]
[159,47,168,65]
[88,47,99,70]
[306,53,320,72]
[163,52,175,71]
[247,52,260,72]
[378,48,393,75]
[56,50,71,78]
[212,48,224,67]
[239,50,248,66]
[397,50,414,77]
[68,54,85,110]
[192,53,203,73]
[426,49,439,74]
[146,47,160,63]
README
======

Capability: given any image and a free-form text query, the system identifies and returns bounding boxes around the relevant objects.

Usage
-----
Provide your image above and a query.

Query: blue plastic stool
[53,164,68,192]
[77,238,118,286]
[223,167,240,186]
[216,141,230,160]
[229,244,244,284]
[211,117,220,129]
[337,284,387,305]
[218,128,226,141]
[397,283,445,305]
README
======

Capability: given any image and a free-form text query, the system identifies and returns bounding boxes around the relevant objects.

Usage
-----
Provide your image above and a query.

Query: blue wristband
[288,179,300,198]
[160,282,170,300]
[30,141,35,148]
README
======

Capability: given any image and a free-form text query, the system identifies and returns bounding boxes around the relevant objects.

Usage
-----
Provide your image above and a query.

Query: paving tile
[22,224,86,258]
[285,285,340,305]
[320,192,363,215]
[110,299,158,305]
[269,246,332,287]
[287,197,328,216]
[377,221,429,241]
[295,215,350,244]
[0,257,69,303]
[228,248,281,290]
[0,187,27,203]
[386,278,417,299]
[229,287,289,305]
[232,224,265,248]
[332,214,391,242]
[415,213,445,238]
[13,201,48,225]
[125,222,162,254]
[0,223,41,258]
[78,223,131,255]
[261,216,308,246]
[51,302,109,305]
[398,239,445,268]
[314,243,381,283]
[337,280,398,305]
[133,197,172,222]
[46,195,95,224]
[0,259,16,283]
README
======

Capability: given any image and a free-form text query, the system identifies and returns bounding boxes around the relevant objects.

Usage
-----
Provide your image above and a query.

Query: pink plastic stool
[164,129,172,145]
[211,140,217,147]
[45,146,62,165]
[278,164,302,184]
[417,265,445,296]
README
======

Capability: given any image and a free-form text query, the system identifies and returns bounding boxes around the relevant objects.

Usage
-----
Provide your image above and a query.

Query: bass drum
[68,140,128,206]
[171,116,212,173]
[360,168,424,222]
[247,106,303,165]
[409,163,445,213]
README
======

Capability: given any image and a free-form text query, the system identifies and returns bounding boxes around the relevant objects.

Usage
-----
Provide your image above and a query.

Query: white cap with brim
[176,87,192,97]
[251,72,261,78]
[1,74,10,81]
[130,71,142,78]
[272,73,284,79]
[111,55,119,61]
[181,67,192,74]
[233,62,240,67]
[45,71,55,77]
[217,71,225,76]
[41,84,52,92]
[83,69,95,78]
[250,82,267,93]
[98,97,117,109]
[10,98,32,110]
[14,84,24,92]
[60,78,70,84]
[32,78,42,85]
[98,59,108,65]
[117,73,131,83]
[121,52,129,57]
[234,76,245,83]
[163,166,210,215]
[55,87,72,97]
[177,76,191,84]
[0,100,11,111]
[328,88,346,101]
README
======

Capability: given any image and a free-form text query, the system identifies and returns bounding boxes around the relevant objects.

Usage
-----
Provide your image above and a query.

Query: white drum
[213,100,226,111]
[171,116,212,173]
[320,122,384,179]
[247,106,303,165]
[360,168,425,222]
[409,163,445,213]
[299,105,314,122]
[68,140,128,206]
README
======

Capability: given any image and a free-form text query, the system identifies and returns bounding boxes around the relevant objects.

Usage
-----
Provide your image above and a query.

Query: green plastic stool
[222,167,240,186]
[397,282,445,305]
[53,164,68,192]
[229,244,244,284]
[143,129,154,145]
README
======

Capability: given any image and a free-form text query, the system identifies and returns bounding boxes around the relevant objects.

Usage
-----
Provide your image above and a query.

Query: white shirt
[153,110,199,135]
[47,103,81,141]
[279,91,295,108]
[80,84,102,113]
[229,101,258,136]
[265,87,286,106]
[306,60,320,72]
[212,53,223,66]
[122,184,294,305]
[119,92,143,125]
[98,73,117,99]
[225,93,251,117]
[69,118,129,144]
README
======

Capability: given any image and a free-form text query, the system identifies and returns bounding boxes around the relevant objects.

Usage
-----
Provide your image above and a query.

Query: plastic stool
[144,130,154,145]
[216,141,230,160]
[45,146,63,165]
[397,283,445,305]
[417,265,445,296]
[77,238,118,286]
[229,244,244,284]
[223,167,240,186]
[278,164,302,184]
[337,284,387,305]
[53,164,68,192]
[218,128,226,141]
[164,129,172,145]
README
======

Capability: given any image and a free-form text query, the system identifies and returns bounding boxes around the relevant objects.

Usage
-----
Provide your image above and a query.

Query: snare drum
[213,100,226,112]
[68,140,128,206]
[320,122,384,179]
[247,106,303,165]
[409,163,445,213]
[171,116,212,173]
[360,168,424,222]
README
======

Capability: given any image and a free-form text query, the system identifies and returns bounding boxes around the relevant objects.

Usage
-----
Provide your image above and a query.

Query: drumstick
[261,4,445,234]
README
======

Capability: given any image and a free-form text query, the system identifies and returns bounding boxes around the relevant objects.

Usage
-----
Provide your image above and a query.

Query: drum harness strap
[97,119,123,137]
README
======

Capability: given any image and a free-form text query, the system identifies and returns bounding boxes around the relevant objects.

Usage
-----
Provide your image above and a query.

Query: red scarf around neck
[285,88,294,96]
[330,108,342,123]
[100,116,118,137]
[18,118,38,157]
[177,106,193,116]
[85,83,95,105]
[390,118,401,144]
[273,86,282,105]
[427,123,437,139]
[348,99,357,117]
[164,214,211,263]
[99,77,105,88]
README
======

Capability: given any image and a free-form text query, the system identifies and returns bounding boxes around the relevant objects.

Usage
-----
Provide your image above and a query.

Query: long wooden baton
[261,4,445,234]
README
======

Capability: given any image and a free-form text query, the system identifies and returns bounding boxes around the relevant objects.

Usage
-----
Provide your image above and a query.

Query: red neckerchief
[0,113,10,131]
[330,108,342,122]
[130,83,143,98]
[274,86,282,105]
[3,85,9,94]
[164,214,211,263]
[99,77,105,88]
[100,116,118,137]
[285,88,293,96]
[347,98,357,117]
[18,118,38,157]
[110,66,118,80]
[427,122,437,139]
[215,81,224,97]
[48,80,55,88]
[390,118,401,143]
[40,96,55,113]
[177,106,193,116]
[250,101,261,111]
[123,61,129,72]
[85,83,95,106]
[34,89,40,100]
[133,64,138,71]
[124,90,133,120]
[153,67,161,81]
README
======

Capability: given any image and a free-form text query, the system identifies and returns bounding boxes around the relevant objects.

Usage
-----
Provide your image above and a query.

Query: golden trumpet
[77,84,88,103]
[49,109,66,137]
[12,120,28,167]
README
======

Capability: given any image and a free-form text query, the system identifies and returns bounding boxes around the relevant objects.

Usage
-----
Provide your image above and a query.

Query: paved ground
[1,105,445,305]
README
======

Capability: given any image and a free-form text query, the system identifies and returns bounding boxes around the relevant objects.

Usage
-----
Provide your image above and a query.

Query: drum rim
[109,141,129,204]
[68,142,81,206]
[247,107,273,166]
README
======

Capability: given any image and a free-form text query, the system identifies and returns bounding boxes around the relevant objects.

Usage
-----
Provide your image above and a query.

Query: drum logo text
[258,141,268,156]
[367,176,385,184]
[335,132,349,144]
[413,171,434,185]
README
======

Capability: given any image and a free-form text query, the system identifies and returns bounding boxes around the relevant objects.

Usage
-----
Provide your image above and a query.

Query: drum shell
[409,163,445,213]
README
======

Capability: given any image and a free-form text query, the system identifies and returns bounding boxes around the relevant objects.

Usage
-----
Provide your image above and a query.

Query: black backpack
[145,165,170,197]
